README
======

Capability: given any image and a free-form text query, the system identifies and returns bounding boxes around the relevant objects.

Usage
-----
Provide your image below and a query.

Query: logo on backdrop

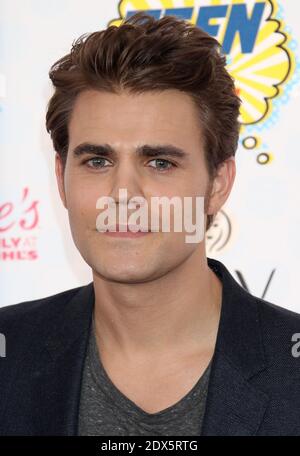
[110,0,299,167]
[206,210,232,254]
[0,187,39,261]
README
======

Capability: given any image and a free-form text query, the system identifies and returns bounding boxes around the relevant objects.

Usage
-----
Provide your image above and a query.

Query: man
[0,12,300,436]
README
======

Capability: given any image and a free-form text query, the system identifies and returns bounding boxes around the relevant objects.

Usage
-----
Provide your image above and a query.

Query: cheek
[65,184,101,230]
[155,174,208,199]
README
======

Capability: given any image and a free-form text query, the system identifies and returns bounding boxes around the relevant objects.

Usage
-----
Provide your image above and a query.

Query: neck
[92,249,222,360]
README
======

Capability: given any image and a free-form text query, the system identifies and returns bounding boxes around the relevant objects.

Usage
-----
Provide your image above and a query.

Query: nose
[109,158,147,209]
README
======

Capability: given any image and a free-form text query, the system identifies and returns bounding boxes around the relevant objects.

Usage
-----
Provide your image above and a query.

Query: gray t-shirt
[78,316,212,436]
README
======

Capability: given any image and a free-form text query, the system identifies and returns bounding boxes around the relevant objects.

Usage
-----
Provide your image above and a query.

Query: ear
[55,152,68,209]
[206,157,236,216]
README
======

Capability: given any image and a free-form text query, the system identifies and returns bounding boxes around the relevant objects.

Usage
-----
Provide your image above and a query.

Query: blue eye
[148,158,175,171]
[85,157,111,169]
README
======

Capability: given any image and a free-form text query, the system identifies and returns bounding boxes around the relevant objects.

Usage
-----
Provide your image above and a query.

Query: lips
[100,224,151,238]
[107,224,149,232]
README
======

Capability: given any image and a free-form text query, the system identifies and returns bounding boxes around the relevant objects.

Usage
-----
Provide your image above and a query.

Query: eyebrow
[71,142,189,161]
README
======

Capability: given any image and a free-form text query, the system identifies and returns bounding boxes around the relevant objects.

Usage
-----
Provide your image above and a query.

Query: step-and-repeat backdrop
[1,0,300,310]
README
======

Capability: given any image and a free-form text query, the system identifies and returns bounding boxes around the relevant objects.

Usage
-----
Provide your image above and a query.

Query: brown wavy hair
[45,11,241,230]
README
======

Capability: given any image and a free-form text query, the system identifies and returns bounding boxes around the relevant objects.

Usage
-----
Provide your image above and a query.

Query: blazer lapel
[41,282,95,435]
[0,282,95,435]
[201,258,270,435]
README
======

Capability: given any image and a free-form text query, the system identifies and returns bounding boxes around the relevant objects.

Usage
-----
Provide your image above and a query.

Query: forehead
[68,89,204,148]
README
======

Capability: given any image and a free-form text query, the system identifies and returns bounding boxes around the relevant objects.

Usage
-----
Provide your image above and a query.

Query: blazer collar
[201,258,270,435]
[207,257,266,379]
[44,282,95,363]
[31,283,95,436]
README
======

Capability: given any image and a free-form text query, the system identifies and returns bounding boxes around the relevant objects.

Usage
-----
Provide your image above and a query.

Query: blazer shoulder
[256,294,300,328]
[254,295,300,372]
[0,285,87,325]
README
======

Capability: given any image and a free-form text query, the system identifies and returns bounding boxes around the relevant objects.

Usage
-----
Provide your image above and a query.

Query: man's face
[55,88,228,283]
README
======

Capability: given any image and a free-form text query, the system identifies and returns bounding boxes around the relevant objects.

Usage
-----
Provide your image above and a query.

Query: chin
[90,259,151,282]
[96,268,154,284]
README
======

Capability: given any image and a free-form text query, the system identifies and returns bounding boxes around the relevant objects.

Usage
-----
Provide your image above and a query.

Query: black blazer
[1,257,300,436]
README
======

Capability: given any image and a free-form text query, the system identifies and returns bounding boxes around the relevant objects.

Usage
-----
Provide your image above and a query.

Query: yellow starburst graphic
[109,0,295,126]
